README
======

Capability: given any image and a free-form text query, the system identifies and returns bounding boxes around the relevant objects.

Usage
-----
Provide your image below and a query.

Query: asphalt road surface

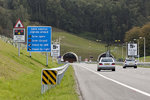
[72,63,150,100]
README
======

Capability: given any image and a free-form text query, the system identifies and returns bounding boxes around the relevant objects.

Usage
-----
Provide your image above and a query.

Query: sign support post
[13,19,25,57]
[29,52,31,57]
[46,52,48,66]
[18,43,20,57]
[126,42,127,58]
[27,26,51,66]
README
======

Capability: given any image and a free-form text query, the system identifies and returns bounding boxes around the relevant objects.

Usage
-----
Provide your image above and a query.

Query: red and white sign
[13,19,25,42]
[14,19,24,28]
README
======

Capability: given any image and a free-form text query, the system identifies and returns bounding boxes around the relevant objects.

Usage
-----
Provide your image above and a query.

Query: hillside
[0,39,78,100]
[52,29,126,61]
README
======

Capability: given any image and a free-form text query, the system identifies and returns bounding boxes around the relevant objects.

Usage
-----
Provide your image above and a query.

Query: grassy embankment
[138,56,150,62]
[137,56,150,68]
[0,39,79,100]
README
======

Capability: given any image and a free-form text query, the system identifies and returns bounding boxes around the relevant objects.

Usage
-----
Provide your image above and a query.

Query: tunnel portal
[63,52,78,63]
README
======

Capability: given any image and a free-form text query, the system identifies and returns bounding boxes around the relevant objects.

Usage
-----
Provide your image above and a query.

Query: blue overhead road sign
[27,26,51,52]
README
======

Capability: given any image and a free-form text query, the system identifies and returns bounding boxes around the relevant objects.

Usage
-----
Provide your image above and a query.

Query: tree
[124,27,141,42]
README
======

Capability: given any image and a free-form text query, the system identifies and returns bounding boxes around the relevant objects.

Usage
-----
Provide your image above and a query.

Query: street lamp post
[138,39,139,62]
[122,43,126,59]
[144,37,146,62]
[115,40,121,58]
[133,39,139,62]
[122,44,123,59]
[126,42,128,58]
[139,37,146,62]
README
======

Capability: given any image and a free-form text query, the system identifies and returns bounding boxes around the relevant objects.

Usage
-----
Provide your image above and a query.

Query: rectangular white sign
[51,44,60,57]
[13,28,25,42]
[128,43,137,56]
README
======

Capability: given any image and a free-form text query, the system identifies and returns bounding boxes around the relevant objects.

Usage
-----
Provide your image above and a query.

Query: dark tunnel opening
[63,53,77,63]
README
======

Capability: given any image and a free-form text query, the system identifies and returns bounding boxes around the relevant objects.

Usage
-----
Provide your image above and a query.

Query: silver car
[123,58,137,68]
[97,57,115,71]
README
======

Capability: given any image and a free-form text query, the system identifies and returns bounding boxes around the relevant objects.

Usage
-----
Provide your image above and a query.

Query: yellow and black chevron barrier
[41,70,57,85]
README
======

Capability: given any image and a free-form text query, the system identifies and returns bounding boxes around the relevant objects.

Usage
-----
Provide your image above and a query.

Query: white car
[97,57,115,71]
[123,58,137,68]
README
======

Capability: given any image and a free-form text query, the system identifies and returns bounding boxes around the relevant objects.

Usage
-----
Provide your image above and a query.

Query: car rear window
[126,59,134,61]
[101,59,113,62]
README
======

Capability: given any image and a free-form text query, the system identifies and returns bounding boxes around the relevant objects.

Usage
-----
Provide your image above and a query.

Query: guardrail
[41,64,69,94]
[0,35,26,49]
[137,62,150,66]
[115,62,124,65]
[81,61,150,66]
[116,62,150,66]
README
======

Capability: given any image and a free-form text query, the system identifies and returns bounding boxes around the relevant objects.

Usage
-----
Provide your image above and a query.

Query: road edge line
[80,65,150,97]
[73,65,84,100]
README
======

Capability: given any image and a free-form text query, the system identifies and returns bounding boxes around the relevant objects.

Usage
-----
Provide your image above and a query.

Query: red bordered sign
[13,19,25,42]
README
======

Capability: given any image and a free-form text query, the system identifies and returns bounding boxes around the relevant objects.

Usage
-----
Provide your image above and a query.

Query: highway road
[72,63,150,100]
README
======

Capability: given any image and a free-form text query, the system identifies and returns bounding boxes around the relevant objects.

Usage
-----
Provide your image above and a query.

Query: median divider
[41,64,69,94]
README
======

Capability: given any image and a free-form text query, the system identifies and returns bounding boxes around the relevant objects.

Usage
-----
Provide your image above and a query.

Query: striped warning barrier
[41,64,69,94]
[42,70,57,85]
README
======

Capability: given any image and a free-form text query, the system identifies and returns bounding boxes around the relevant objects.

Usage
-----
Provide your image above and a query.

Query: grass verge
[0,39,79,100]
[40,66,79,100]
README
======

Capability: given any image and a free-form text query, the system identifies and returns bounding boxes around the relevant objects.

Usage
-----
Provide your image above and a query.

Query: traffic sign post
[27,26,52,66]
[13,19,25,57]
[29,52,31,57]
[18,43,20,57]
[46,52,48,66]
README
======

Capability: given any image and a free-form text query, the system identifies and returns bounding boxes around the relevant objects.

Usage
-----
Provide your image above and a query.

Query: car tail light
[99,63,103,65]
[112,63,115,65]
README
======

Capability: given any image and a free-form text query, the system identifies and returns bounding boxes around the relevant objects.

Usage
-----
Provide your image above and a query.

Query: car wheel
[134,66,137,68]
[97,69,101,71]
[123,67,126,69]
[112,69,115,71]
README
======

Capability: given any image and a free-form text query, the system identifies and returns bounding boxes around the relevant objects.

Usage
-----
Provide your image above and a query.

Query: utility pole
[133,39,139,62]
[138,39,139,62]
[144,37,146,62]
[139,37,146,62]
[122,45,123,59]
[126,42,128,58]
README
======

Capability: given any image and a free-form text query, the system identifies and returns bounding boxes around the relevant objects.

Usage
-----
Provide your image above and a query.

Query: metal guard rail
[41,63,69,94]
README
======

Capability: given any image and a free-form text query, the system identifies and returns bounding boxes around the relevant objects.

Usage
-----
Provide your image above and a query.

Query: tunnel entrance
[63,52,78,63]
[98,52,114,61]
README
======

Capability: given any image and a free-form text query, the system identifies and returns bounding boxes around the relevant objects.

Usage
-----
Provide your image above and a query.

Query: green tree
[124,27,141,42]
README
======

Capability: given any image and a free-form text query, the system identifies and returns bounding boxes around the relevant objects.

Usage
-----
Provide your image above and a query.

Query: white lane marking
[79,65,150,97]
